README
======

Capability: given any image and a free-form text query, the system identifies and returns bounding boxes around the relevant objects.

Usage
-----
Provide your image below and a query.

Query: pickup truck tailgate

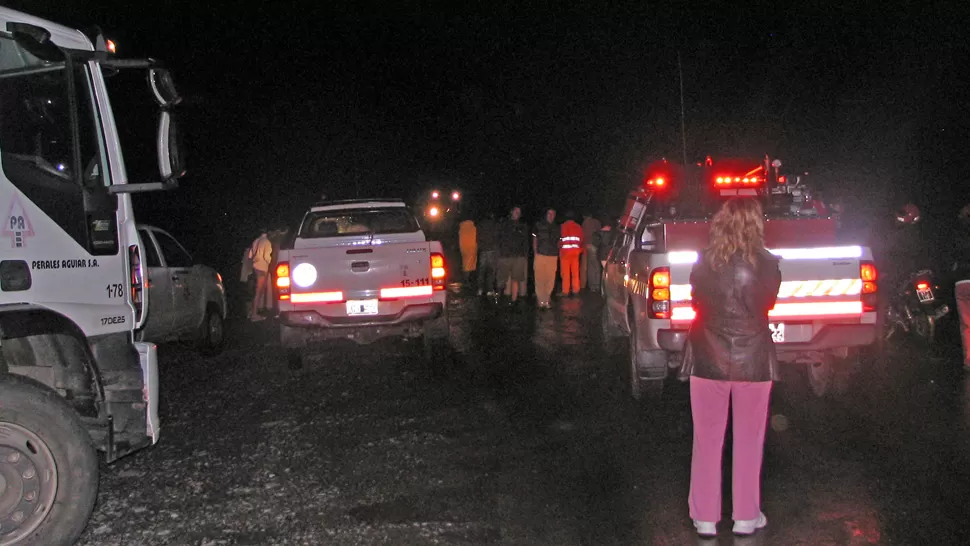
[286,241,434,304]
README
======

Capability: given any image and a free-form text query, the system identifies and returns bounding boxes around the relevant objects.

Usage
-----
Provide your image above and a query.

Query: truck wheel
[422,314,450,363]
[197,305,225,356]
[807,359,832,397]
[0,374,98,546]
[286,349,304,370]
[627,323,665,401]
[600,306,622,354]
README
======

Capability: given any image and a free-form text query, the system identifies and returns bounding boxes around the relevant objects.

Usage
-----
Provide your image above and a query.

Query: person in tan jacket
[248,229,273,321]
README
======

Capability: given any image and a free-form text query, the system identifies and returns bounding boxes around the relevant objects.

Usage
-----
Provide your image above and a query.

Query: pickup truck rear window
[299,208,420,239]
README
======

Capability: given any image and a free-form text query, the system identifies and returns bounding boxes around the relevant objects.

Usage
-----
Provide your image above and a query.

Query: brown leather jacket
[679,248,782,382]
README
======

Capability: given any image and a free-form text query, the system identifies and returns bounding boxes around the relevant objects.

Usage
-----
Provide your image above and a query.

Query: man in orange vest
[559,211,584,296]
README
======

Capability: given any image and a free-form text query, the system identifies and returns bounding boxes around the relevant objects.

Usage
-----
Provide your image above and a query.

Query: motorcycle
[882,203,951,344]
[884,268,951,344]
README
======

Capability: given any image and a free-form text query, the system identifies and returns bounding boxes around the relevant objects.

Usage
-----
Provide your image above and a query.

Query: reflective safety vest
[560,220,584,252]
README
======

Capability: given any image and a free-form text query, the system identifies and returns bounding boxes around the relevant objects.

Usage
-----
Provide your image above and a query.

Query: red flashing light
[646,177,666,187]
[778,175,787,184]
[916,281,929,291]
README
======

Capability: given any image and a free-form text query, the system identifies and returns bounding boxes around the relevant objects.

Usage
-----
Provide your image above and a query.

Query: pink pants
[689,376,772,522]
[956,280,970,367]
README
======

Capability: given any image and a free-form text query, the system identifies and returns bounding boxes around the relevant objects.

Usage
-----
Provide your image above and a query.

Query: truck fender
[0,304,102,419]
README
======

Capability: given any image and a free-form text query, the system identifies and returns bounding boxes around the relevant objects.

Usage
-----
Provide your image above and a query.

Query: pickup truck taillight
[431,253,446,290]
[276,262,291,300]
[129,244,143,323]
[648,267,671,319]
[860,261,877,312]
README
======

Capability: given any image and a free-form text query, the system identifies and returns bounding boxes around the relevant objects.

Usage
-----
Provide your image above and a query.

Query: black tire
[600,304,622,354]
[197,305,225,356]
[422,314,450,363]
[286,349,304,370]
[626,310,665,401]
[806,359,832,398]
[0,374,99,546]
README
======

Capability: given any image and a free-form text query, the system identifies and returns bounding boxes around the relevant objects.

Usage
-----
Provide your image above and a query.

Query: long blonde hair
[706,198,766,271]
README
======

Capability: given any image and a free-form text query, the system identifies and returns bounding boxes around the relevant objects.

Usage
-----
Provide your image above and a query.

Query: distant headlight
[292,263,317,288]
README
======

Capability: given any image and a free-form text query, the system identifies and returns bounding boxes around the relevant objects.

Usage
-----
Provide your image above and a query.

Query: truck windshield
[299,208,419,238]
[0,34,106,189]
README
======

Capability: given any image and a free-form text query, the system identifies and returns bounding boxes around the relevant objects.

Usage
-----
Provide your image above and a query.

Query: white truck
[603,157,879,399]
[0,8,184,545]
[276,199,450,368]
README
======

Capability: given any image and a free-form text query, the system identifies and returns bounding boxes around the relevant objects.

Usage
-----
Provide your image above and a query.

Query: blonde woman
[680,198,781,537]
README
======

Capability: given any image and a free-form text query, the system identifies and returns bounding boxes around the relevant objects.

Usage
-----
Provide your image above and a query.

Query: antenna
[678,51,688,166]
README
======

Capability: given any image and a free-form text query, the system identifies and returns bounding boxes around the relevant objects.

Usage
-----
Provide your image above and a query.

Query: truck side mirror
[149,68,181,107]
[157,111,185,181]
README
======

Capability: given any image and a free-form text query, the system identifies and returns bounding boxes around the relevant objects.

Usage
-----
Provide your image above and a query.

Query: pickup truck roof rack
[310,198,407,209]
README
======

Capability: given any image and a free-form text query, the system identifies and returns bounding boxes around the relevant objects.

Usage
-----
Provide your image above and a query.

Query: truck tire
[422,314,450,363]
[627,318,665,401]
[197,305,225,356]
[600,305,622,354]
[0,374,99,546]
[806,359,832,398]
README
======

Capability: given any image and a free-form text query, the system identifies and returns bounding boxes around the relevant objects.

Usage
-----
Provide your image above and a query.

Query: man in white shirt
[249,229,273,321]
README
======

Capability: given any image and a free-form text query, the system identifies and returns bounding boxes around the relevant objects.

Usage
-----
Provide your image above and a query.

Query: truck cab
[0,8,184,544]
[603,157,879,399]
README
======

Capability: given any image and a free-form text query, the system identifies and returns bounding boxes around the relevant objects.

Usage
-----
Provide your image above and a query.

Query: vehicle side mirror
[157,111,185,181]
[149,68,181,107]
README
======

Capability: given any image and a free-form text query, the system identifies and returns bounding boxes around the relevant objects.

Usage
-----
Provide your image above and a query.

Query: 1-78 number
[106,283,125,299]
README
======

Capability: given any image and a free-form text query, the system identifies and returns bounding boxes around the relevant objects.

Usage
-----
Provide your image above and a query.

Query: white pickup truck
[275,199,450,368]
[603,158,880,399]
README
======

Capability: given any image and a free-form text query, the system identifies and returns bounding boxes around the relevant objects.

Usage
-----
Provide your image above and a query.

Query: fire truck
[0,7,184,544]
[601,156,878,399]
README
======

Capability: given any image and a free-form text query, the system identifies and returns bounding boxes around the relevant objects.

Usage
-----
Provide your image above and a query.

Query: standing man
[265,225,290,316]
[532,208,560,309]
[248,228,273,322]
[559,211,584,297]
[497,206,530,306]
[590,217,615,294]
[477,211,500,297]
[580,212,601,292]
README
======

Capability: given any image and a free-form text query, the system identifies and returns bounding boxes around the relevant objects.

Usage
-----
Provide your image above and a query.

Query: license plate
[346,299,378,315]
[917,287,934,302]
[769,323,785,343]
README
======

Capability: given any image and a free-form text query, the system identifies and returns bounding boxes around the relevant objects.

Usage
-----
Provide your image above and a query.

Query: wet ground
[77,292,970,545]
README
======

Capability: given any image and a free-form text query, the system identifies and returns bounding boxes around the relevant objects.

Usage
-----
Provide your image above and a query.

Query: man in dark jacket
[477,212,500,297]
[498,206,529,304]
[532,208,560,308]
[590,219,615,293]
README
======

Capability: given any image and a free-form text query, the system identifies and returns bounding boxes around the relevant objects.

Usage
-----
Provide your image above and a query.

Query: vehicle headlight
[292,263,317,288]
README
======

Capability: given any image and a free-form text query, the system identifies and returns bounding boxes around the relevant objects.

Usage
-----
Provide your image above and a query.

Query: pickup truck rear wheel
[807,359,832,397]
[197,305,225,356]
[0,374,99,546]
[600,306,622,354]
[627,321,665,401]
[422,314,450,362]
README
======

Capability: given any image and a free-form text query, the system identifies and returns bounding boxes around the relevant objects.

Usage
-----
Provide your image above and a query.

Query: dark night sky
[5,1,969,272]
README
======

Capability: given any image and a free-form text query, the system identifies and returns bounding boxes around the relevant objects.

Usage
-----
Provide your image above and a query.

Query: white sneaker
[733,512,767,535]
[693,520,717,537]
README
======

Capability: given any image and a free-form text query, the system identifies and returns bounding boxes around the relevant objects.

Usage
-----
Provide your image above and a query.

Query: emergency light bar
[664,246,863,265]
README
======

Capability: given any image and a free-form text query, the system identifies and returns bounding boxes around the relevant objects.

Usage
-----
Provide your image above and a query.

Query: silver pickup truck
[275,199,450,368]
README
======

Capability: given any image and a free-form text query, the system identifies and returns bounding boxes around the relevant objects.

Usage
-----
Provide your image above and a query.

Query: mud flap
[134,341,160,444]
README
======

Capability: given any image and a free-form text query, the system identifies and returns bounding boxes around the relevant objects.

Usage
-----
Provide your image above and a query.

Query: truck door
[138,228,175,338]
[151,229,201,333]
